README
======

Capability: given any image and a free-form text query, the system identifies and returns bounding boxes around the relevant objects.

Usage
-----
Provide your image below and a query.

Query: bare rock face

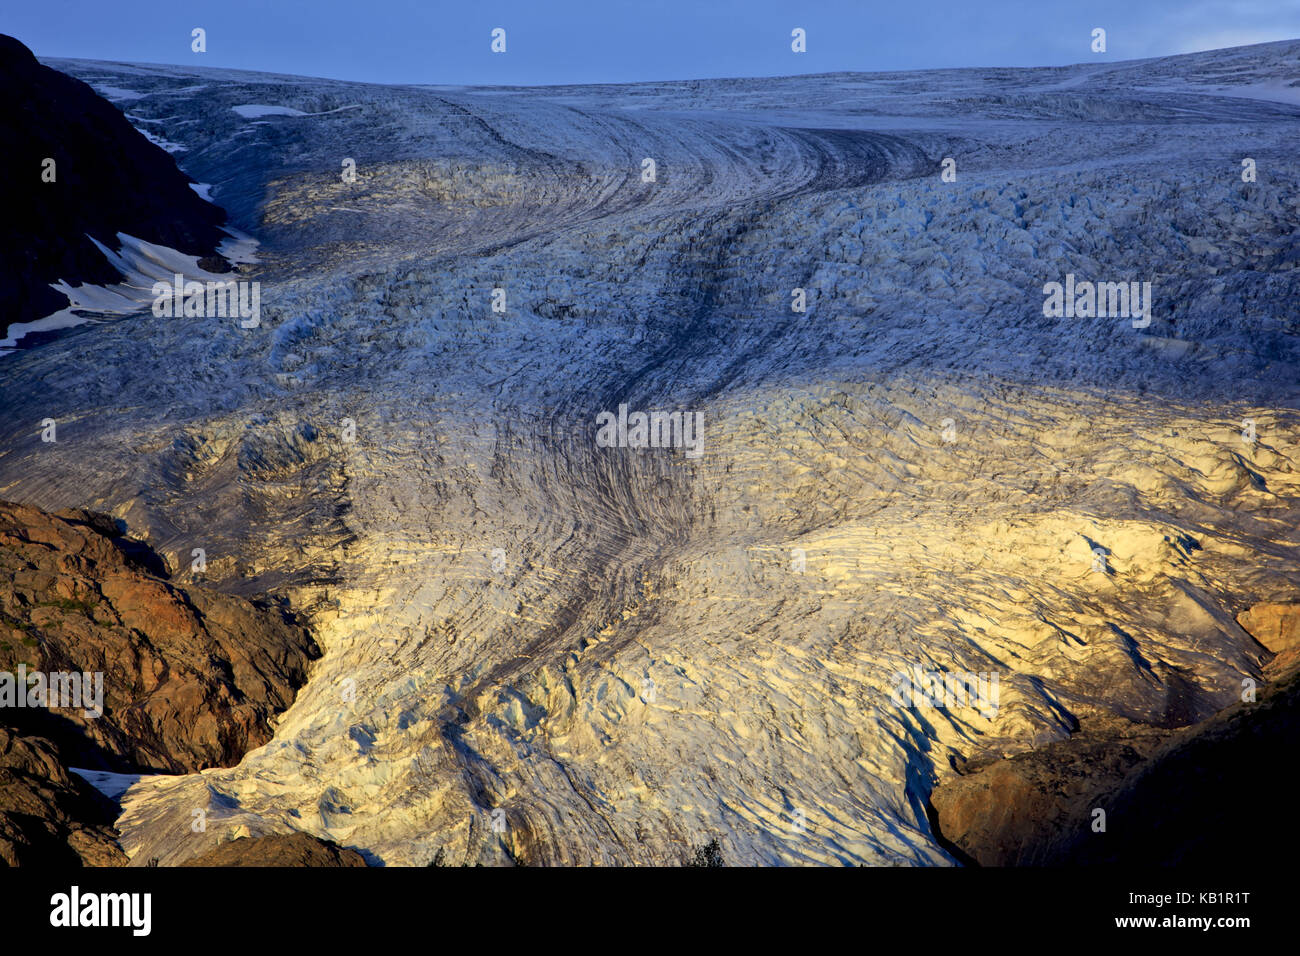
[929,638,1300,866]
[0,500,320,773]
[0,725,127,866]
[0,33,230,339]
[1237,603,1300,654]
[1054,672,1299,866]
[927,720,1165,866]
[180,832,367,867]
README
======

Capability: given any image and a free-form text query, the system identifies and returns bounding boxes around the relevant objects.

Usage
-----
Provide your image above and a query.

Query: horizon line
[28,35,1299,92]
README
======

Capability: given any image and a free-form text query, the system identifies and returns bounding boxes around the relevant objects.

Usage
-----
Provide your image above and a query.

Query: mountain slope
[0,34,230,342]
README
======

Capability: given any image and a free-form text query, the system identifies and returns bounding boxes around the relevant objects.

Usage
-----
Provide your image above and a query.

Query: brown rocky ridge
[180,832,367,867]
[927,601,1300,866]
[0,725,127,866]
[0,499,326,865]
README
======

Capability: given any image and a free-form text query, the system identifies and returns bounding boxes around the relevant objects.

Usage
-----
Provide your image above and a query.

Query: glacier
[1,41,1298,865]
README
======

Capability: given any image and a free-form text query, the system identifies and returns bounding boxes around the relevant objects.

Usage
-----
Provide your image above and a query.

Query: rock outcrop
[0,499,321,773]
[0,33,230,339]
[180,833,367,867]
[926,717,1166,866]
[929,606,1300,866]
[0,725,127,866]
[1238,602,1300,662]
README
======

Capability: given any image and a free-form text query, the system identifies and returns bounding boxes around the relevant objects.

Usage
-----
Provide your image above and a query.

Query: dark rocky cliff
[0,500,325,866]
[0,33,229,340]
[928,605,1300,866]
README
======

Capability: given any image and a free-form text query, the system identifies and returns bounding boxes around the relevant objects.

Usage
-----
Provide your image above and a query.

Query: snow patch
[218,227,261,265]
[137,127,186,153]
[232,103,307,118]
[70,768,148,801]
[1,233,237,352]
[94,85,144,101]
[231,103,363,119]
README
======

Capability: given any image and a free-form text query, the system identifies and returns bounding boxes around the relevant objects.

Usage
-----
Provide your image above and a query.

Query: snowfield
[2,41,1298,865]
[0,233,246,351]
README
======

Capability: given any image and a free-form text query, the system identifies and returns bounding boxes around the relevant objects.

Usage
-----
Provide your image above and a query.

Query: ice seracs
[1042,274,1153,327]
[596,404,705,458]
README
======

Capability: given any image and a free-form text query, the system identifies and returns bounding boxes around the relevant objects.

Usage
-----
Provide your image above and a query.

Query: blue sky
[9,0,1300,85]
